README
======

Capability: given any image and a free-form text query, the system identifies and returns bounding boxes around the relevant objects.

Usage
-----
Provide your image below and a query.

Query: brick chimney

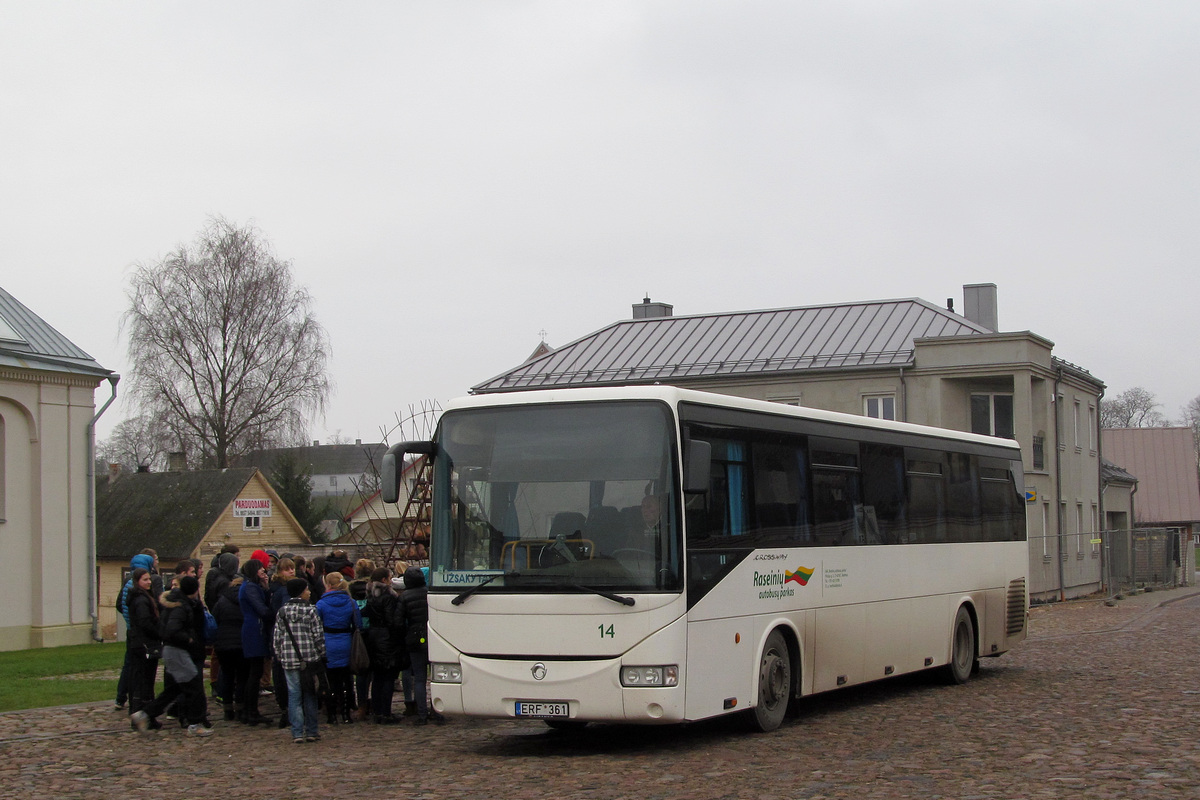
[168,451,187,472]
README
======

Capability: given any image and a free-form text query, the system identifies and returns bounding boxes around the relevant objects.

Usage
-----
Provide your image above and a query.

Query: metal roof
[0,285,112,378]
[473,297,990,393]
[1102,427,1200,525]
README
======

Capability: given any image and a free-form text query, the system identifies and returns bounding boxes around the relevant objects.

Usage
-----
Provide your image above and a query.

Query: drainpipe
[898,366,907,423]
[86,374,120,642]
[1096,386,1105,593]
[1129,482,1138,592]
[1053,367,1065,601]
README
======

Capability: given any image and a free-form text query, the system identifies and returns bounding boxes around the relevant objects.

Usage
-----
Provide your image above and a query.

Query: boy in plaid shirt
[272,578,326,742]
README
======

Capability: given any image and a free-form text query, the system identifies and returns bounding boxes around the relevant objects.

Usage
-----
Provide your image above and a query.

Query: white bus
[381,386,1027,732]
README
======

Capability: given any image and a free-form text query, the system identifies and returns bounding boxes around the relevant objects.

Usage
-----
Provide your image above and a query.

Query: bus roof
[448,386,1020,454]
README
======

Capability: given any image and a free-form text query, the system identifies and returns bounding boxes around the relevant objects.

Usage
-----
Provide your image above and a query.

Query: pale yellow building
[0,286,117,651]
[96,466,311,640]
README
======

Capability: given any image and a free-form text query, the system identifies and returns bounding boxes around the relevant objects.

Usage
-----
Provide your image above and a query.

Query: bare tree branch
[122,217,332,467]
[1100,387,1169,429]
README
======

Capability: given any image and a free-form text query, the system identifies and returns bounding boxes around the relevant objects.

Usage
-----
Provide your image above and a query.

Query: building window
[970,394,1014,439]
[1032,435,1045,471]
[1041,502,1050,557]
[1088,405,1096,452]
[1092,504,1099,553]
[863,395,896,420]
[1076,503,1084,553]
[329,475,338,488]
[766,394,801,406]
[243,516,262,531]
[1073,401,1082,449]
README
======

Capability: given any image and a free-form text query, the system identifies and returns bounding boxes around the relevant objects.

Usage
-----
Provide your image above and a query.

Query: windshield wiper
[452,571,520,605]
[566,583,635,607]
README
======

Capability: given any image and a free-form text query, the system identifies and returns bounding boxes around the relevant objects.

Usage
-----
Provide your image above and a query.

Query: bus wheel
[943,605,976,685]
[751,630,791,732]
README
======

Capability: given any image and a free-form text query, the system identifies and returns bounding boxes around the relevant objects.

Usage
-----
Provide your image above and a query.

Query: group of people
[115,545,443,743]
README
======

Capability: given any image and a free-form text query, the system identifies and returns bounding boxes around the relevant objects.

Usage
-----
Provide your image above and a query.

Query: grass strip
[0,642,126,712]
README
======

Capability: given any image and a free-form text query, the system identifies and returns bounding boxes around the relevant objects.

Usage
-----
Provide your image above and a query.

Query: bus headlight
[432,663,462,683]
[620,665,678,687]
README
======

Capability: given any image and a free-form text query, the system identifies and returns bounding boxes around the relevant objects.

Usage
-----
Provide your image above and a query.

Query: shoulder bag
[349,627,371,675]
[281,611,329,698]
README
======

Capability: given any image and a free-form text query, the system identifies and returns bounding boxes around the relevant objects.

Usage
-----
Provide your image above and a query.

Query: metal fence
[1028,527,1192,601]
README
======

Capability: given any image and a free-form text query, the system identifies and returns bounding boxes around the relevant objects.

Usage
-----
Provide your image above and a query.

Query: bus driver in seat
[640,494,664,537]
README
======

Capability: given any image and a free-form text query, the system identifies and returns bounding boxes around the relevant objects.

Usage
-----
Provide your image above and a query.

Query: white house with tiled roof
[0,286,117,651]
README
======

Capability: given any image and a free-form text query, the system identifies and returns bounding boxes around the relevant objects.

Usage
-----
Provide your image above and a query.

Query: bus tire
[750,630,791,732]
[942,605,976,685]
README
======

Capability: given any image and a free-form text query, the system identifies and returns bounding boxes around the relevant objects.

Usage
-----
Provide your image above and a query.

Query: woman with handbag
[126,568,162,724]
[315,571,362,725]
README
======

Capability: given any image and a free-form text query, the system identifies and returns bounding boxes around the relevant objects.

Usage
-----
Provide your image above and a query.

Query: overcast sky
[2,1,1197,444]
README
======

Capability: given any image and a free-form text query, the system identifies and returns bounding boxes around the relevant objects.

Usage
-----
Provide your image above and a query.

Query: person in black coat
[131,576,212,736]
[362,568,406,723]
[398,566,444,724]
[212,576,247,720]
[125,568,162,720]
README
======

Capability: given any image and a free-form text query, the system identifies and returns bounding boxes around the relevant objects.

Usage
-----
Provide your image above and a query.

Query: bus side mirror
[684,440,711,494]
[381,440,436,504]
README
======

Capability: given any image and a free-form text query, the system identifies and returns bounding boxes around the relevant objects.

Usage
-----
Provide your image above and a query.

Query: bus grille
[1006,578,1027,636]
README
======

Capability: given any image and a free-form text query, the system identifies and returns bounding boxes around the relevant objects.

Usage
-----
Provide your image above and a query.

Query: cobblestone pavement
[3,587,1199,799]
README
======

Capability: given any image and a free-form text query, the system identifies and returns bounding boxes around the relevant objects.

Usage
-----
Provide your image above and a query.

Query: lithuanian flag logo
[785,566,815,586]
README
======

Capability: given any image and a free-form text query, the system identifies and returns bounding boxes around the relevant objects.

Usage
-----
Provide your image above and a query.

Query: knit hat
[250,549,271,567]
[286,577,309,598]
[179,575,200,596]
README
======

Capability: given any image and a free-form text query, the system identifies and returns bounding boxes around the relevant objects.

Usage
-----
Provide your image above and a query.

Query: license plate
[515,701,569,718]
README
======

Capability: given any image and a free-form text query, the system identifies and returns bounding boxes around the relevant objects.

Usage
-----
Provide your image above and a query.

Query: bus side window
[751,455,808,546]
[811,440,861,545]
[906,452,946,543]
[861,444,905,544]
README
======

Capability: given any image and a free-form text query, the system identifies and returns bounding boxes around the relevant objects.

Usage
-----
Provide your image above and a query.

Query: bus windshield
[429,401,682,594]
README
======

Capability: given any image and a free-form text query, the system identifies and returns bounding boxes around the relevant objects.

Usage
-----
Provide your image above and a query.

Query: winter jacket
[269,578,291,613]
[211,582,244,653]
[348,579,369,630]
[266,577,292,649]
[239,579,275,658]
[362,581,405,671]
[271,600,326,671]
[315,589,361,669]
[398,566,429,652]
[126,585,161,657]
[204,552,239,610]
[159,588,206,662]
[117,554,157,627]
[323,552,351,577]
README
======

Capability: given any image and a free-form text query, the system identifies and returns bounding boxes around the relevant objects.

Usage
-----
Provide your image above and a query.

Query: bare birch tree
[1100,386,1169,429]
[97,414,172,472]
[123,218,332,468]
